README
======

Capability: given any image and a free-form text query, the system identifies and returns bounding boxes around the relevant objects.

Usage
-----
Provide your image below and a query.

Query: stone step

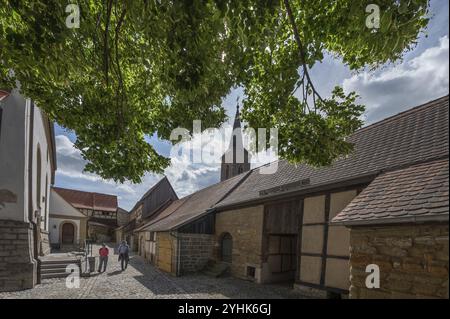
[39,258,81,280]
[41,263,79,269]
[40,259,80,265]
[41,267,78,274]
[41,272,71,279]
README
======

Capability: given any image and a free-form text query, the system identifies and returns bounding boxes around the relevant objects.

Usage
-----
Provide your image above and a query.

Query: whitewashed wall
[0,90,28,222]
[0,89,54,231]
[49,217,80,244]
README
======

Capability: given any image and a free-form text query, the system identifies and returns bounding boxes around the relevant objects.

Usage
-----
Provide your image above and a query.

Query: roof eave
[215,173,377,212]
[333,214,449,227]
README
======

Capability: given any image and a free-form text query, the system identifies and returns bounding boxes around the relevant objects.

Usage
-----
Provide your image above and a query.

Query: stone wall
[349,223,448,299]
[0,220,37,292]
[178,233,215,273]
[215,205,264,282]
[40,230,50,255]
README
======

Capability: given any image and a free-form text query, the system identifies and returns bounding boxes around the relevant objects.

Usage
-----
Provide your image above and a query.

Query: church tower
[220,103,251,181]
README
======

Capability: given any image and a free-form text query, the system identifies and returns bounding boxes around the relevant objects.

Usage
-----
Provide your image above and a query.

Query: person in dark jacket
[118,240,130,271]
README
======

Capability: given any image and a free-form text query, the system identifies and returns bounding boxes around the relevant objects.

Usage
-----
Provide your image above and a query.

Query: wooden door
[62,223,75,244]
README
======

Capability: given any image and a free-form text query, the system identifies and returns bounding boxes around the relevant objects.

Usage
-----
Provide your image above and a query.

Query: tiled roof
[216,95,449,209]
[333,159,449,225]
[135,196,191,232]
[53,187,118,212]
[143,172,249,231]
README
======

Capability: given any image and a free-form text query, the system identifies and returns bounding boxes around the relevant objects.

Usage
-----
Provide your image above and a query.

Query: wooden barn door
[263,199,301,283]
[62,223,75,244]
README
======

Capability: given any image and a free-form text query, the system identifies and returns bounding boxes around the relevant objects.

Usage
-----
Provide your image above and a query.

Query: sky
[54,0,449,211]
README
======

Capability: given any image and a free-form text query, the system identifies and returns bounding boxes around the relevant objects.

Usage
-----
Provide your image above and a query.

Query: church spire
[233,102,241,130]
[220,101,251,181]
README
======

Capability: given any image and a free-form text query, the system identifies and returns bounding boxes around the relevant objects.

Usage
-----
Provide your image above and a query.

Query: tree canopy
[0,0,430,183]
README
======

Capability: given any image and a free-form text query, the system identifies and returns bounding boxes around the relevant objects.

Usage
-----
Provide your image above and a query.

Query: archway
[61,222,75,244]
[220,233,233,263]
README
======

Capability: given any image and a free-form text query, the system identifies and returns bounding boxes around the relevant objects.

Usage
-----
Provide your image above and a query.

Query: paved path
[0,244,308,299]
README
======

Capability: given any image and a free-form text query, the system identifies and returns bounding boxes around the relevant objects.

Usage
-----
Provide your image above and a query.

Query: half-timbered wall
[296,189,358,297]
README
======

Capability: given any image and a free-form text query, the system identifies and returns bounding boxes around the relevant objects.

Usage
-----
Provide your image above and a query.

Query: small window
[247,266,256,278]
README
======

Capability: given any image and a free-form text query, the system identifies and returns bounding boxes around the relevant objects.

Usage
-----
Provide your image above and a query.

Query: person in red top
[98,243,109,273]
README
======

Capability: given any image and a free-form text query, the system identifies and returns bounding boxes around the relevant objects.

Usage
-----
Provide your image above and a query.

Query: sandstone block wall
[0,220,37,292]
[349,223,448,299]
[215,205,264,281]
[178,233,215,273]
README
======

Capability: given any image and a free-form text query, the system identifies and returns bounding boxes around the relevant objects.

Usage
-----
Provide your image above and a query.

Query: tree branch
[283,0,323,103]
[103,0,113,86]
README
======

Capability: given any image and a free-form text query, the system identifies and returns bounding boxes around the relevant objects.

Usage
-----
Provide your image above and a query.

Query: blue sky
[54,0,449,211]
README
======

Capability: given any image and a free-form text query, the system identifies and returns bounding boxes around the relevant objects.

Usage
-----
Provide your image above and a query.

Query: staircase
[39,257,82,280]
[203,262,230,278]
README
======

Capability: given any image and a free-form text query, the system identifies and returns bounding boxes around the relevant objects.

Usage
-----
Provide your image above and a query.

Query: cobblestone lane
[0,245,307,299]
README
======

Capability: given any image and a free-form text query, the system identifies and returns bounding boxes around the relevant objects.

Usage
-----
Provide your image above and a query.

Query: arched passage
[61,222,75,244]
[220,233,233,263]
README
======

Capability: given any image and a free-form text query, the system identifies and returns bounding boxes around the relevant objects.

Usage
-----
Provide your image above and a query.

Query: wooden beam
[320,194,331,286]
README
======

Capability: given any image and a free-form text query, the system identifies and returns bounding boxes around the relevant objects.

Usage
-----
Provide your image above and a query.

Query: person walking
[118,240,130,271]
[98,243,109,273]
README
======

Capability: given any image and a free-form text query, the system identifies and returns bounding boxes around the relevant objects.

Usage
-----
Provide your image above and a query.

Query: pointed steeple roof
[233,102,241,130]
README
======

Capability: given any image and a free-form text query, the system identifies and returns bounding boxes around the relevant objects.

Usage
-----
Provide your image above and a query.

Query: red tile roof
[332,159,449,225]
[53,187,118,212]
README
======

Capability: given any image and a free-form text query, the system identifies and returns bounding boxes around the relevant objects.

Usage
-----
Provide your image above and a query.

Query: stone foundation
[178,233,215,273]
[0,219,37,292]
[40,231,50,255]
[349,223,449,299]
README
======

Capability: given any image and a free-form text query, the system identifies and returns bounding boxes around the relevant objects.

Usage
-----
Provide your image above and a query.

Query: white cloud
[55,115,279,209]
[343,36,449,124]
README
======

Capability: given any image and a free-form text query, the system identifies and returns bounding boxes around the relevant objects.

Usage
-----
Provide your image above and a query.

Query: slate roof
[215,95,449,209]
[53,187,118,212]
[135,196,191,232]
[128,176,178,215]
[333,159,449,225]
[142,172,249,231]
